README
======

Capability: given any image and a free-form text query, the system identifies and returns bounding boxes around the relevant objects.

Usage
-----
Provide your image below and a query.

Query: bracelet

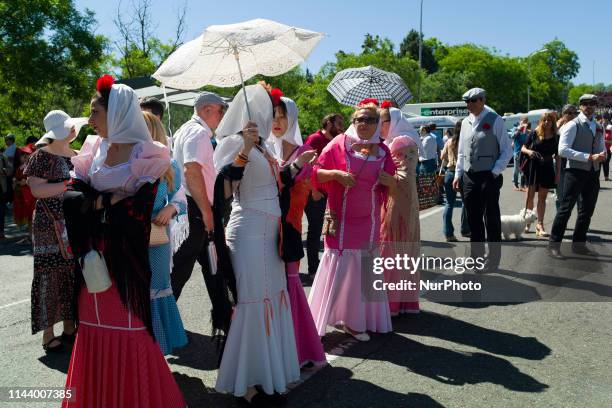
[234,154,249,166]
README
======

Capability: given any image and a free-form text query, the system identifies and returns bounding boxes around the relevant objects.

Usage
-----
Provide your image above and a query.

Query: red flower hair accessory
[96,74,115,93]
[270,88,284,107]
[358,98,379,107]
[380,100,393,109]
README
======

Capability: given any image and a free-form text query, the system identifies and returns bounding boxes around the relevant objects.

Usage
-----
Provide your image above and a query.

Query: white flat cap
[578,94,598,104]
[194,92,228,109]
[462,88,486,101]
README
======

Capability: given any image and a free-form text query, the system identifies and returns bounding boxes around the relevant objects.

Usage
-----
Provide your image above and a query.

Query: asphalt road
[1,166,611,408]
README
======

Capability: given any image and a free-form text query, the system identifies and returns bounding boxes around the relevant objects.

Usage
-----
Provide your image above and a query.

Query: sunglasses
[581,101,597,107]
[464,97,482,104]
[353,117,379,125]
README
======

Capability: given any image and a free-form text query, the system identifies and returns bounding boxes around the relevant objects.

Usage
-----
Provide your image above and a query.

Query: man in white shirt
[548,94,606,259]
[452,88,512,272]
[171,92,227,300]
[418,126,438,173]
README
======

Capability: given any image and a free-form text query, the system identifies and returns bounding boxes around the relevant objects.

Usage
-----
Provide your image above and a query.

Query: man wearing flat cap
[548,94,606,259]
[171,92,228,300]
[453,88,512,272]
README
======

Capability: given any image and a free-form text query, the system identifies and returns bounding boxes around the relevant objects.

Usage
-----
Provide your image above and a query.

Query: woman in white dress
[212,84,300,406]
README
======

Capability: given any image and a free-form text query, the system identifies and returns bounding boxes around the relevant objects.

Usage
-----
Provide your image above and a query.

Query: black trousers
[550,168,599,244]
[304,194,326,274]
[171,196,213,301]
[462,171,502,266]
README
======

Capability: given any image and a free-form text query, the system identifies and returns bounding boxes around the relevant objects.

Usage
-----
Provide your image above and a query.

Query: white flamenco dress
[214,85,300,397]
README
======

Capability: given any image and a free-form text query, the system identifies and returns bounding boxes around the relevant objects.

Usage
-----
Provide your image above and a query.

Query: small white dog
[501,208,537,240]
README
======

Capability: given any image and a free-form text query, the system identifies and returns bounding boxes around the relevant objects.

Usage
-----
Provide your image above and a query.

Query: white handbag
[80,250,112,293]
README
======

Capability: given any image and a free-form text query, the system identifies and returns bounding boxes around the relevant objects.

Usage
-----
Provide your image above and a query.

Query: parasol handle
[233,46,252,121]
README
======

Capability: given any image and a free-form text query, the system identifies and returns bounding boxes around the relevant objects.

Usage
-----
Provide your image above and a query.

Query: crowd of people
[0,75,609,406]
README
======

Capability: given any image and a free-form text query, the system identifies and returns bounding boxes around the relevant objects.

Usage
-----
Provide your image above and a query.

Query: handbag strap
[40,199,57,222]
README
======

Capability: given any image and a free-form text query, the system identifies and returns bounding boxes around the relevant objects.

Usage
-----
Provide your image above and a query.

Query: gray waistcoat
[464,111,500,173]
[567,118,602,171]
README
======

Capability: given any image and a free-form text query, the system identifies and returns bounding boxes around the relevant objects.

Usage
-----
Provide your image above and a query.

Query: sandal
[535,224,549,237]
[43,337,63,353]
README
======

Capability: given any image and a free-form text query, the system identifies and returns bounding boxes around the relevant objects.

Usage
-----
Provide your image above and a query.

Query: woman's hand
[334,170,356,188]
[152,205,177,226]
[295,150,317,168]
[378,171,396,188]
[241,121,260,153]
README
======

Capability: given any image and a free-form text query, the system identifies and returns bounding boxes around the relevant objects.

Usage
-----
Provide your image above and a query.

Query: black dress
[524,131,558,189]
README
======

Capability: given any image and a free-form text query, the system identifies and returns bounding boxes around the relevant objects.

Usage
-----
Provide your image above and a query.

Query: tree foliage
[398,30,438,73]
[114,0,186,78]
[0,0,109,144]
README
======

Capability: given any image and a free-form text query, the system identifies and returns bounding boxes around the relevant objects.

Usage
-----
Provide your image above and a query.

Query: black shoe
[476,259,498,274]
[547,247,565,260]
[43,337,64,354]
[253,386,287,406]
[237,393,269,408]
[571,245,598,257]
[461,232,471,238]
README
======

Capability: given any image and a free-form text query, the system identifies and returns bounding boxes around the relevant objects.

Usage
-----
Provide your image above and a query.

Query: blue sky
[76,0,612,85]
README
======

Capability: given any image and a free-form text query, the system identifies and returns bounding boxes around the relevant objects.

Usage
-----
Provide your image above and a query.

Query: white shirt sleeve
[455,122,466,180]
[558,121,589,162]
[491,116,513,176]
[182,129,212,167]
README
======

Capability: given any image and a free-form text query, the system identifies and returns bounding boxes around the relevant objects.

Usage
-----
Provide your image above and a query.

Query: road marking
[0,298,29,310]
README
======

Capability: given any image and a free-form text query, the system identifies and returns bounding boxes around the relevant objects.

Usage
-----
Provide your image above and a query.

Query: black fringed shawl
[63,179,158,337]
[209,164,244,353]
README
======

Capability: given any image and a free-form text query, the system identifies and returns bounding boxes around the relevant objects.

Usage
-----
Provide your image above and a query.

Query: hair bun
[96,74,115,93]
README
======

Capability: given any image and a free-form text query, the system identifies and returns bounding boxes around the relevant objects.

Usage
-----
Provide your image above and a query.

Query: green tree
[114,0,186,78]
[398,29,438,73]
[525,40,580,109]
[438,44,528,113]
[421,71,475,102]
[0,0,109,144]
[567,83,608,106]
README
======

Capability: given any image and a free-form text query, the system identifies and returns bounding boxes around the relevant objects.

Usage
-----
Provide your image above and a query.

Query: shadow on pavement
[0,241,32,256]
[38,350,71,374]
[173,372,238,407]
[289,366,444,408]
[166,330,219,371]
[338,333,548,393]
[393,311,550,360]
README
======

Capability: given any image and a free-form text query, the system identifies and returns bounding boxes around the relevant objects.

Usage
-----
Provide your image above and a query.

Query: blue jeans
[513,152,525,188]
[442,171,470,238]
[418,159,437,174]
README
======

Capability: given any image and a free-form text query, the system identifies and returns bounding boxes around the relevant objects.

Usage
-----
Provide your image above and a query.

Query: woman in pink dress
[62,76,185,407]
[308,100,396,341]
[267,93,327,368]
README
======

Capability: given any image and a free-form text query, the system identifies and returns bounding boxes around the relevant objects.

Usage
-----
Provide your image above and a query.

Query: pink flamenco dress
[62,135,186,408]
[278,146,326,367]
[381,136,421,315]
[308,134,396,336]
